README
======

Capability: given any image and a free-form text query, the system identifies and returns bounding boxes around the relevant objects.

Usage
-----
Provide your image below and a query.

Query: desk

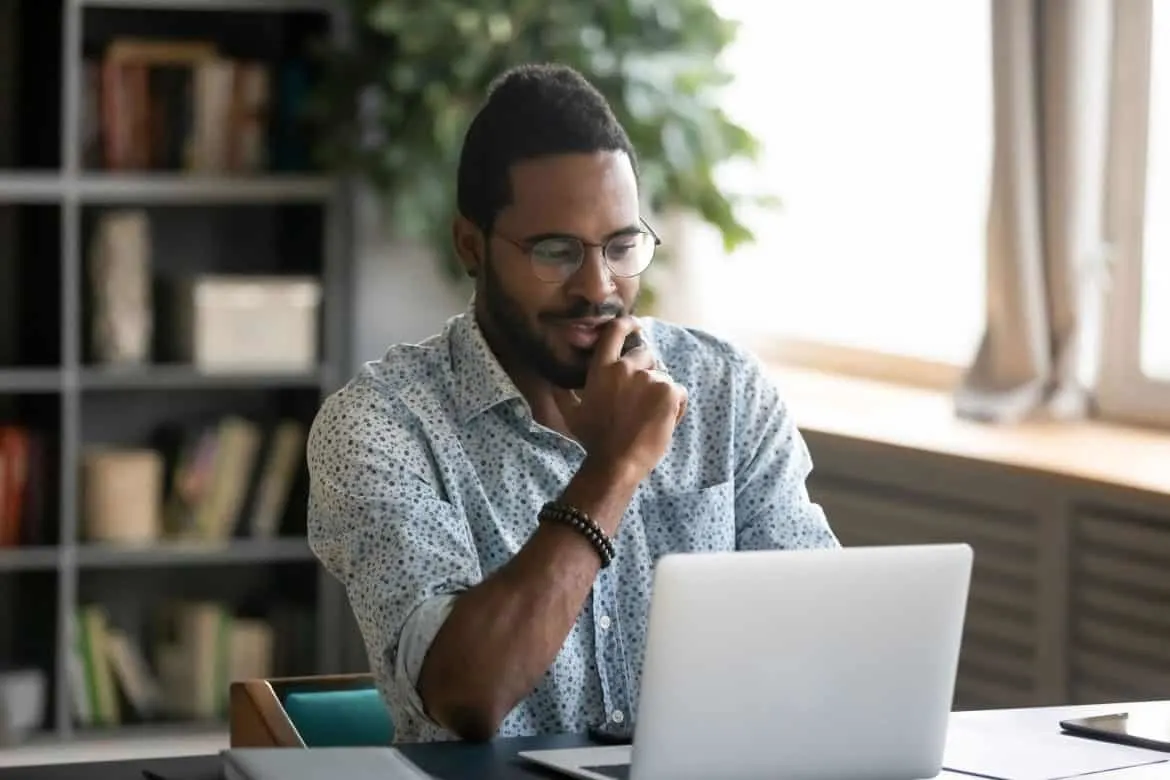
[2,701,1165,780]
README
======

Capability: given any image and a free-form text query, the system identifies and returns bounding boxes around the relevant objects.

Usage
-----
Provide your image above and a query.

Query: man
[306,62,838,744]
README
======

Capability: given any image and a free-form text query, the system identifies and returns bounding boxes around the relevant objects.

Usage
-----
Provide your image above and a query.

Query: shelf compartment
[0,205,63,368]
[79,387,315,543]
[0,1,63,172]
[80,385,318,447]
[74,562,318,727]
[0,571,60,737]
[80,204,325,368]
[0,394,62,546]
[79,5,332,176]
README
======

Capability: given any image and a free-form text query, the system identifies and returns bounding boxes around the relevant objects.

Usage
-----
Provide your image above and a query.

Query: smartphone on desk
[1061,708,1170,753]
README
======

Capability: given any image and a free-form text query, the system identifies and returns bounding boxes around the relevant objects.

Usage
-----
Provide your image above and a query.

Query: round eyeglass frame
[493,218,663,283]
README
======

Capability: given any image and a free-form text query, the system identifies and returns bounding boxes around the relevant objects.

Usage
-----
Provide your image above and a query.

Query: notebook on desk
[220,747,434,780]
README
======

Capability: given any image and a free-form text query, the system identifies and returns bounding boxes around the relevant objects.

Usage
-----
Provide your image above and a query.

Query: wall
[349,188,468,370]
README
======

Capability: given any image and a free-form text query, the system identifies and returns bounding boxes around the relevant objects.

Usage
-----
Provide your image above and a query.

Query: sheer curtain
[954,0,1115,423]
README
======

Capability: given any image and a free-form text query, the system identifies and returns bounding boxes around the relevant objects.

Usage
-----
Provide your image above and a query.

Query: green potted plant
[311,0,769,303]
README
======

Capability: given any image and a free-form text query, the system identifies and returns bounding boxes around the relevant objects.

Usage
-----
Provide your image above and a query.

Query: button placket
[593,578,633,723]
[593,566,636,732]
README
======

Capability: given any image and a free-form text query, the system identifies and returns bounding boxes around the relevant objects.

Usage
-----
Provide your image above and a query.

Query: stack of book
[83,36,312,173]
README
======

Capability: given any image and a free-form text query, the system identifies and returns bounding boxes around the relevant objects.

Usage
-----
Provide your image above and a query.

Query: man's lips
[553,317,614,349]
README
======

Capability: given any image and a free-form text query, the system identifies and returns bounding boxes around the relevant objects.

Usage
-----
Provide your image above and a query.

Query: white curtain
[955,0,1114,423]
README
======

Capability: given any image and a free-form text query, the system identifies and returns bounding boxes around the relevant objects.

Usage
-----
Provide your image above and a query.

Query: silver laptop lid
[630,543,973,780]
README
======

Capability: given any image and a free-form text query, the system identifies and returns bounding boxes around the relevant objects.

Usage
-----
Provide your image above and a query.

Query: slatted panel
[1070,507,1170,703]
[813,478,1041,710]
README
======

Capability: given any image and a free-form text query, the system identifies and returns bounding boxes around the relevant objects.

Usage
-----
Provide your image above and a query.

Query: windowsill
[768,363,1170,498]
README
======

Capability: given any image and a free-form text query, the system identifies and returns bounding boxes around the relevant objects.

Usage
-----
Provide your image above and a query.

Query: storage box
[173,275,321,373]
[81,447,163,545]
[0,668,46,745]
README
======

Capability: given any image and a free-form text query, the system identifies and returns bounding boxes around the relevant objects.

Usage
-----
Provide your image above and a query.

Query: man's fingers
[622,346,658,373]
[591,317,640,370]
[675,386,689,424]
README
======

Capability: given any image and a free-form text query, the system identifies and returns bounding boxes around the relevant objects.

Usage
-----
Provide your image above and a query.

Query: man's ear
[452,215,484,279]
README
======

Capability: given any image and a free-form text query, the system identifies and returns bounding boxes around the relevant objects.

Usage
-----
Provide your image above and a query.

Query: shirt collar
[449,297,525,423]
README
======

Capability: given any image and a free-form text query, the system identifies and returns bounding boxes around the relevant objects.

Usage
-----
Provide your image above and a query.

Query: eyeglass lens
[530,232,656,281]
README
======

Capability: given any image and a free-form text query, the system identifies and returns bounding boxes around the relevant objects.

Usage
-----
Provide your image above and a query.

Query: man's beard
[481,248,636,390]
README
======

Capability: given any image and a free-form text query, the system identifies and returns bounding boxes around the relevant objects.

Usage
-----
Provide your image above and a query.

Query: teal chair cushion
[282,687,395,746]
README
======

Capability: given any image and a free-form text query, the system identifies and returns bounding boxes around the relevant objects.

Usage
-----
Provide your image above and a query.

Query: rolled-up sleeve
[731,354,840,552]
[306,384,483,740]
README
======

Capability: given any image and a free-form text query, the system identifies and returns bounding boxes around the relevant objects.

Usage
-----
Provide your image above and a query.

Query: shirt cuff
[394,594,458,725]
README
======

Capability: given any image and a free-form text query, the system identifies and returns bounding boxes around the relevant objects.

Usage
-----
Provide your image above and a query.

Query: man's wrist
[562,455,643,537]
[539,502,616,567]
[586,453,646,492]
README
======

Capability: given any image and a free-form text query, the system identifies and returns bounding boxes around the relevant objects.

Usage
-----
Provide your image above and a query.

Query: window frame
[1097,0,1170,428]
[749,336,963,392]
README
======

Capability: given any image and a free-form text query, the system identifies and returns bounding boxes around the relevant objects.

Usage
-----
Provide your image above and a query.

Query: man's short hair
[456,63,638,232]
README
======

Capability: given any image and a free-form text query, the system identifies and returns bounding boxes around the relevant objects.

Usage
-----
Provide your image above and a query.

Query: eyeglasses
[494,218,662,284]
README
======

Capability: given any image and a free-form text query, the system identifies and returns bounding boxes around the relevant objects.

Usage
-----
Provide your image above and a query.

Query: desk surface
[3,700,1166,780]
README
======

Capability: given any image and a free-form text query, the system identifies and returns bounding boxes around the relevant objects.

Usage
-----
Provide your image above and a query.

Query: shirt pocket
[639,479,736,556]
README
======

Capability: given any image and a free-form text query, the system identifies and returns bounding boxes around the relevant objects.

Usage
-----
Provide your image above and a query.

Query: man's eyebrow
[518,231,575,244]
[605,223,644,239]
[520,223,642,244]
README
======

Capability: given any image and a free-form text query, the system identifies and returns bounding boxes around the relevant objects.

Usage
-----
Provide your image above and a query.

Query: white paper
[1087,763,1170,779]
[942,723,1170,780]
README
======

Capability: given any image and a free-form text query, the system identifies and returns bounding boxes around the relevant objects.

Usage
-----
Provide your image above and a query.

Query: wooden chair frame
[228,673,376,748]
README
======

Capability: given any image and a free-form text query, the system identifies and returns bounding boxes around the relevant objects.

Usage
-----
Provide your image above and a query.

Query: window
[1099,0,1170,426]
[1140,0,1170,381]
[703,0,992,368]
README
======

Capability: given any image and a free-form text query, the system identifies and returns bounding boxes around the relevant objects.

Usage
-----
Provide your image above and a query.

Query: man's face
[459,151,643,389]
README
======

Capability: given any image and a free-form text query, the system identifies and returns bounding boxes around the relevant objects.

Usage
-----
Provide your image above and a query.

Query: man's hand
[553,317,688,485]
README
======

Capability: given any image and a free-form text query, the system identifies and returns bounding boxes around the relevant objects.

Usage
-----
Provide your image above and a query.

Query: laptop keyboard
[583,766,631,779]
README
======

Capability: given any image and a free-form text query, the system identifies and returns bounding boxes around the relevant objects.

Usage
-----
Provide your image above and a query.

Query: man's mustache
[542,301,625,321]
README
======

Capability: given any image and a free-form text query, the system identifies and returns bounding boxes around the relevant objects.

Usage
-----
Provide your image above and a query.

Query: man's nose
[566,248,616,304]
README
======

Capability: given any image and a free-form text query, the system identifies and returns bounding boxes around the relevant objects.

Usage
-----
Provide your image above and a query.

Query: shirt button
[599,615,612,630]
[611,710,625,724]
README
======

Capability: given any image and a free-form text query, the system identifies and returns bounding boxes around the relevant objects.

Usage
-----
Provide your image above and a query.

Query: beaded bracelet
[539,501,616,568]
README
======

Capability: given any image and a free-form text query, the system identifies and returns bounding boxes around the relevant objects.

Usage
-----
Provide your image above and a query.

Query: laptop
[519,543,973,780]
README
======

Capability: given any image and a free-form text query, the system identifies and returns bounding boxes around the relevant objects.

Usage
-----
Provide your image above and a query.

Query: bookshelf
[0,0,356,742]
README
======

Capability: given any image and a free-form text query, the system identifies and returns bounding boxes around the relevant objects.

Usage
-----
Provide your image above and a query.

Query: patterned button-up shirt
[306,306,839,743]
